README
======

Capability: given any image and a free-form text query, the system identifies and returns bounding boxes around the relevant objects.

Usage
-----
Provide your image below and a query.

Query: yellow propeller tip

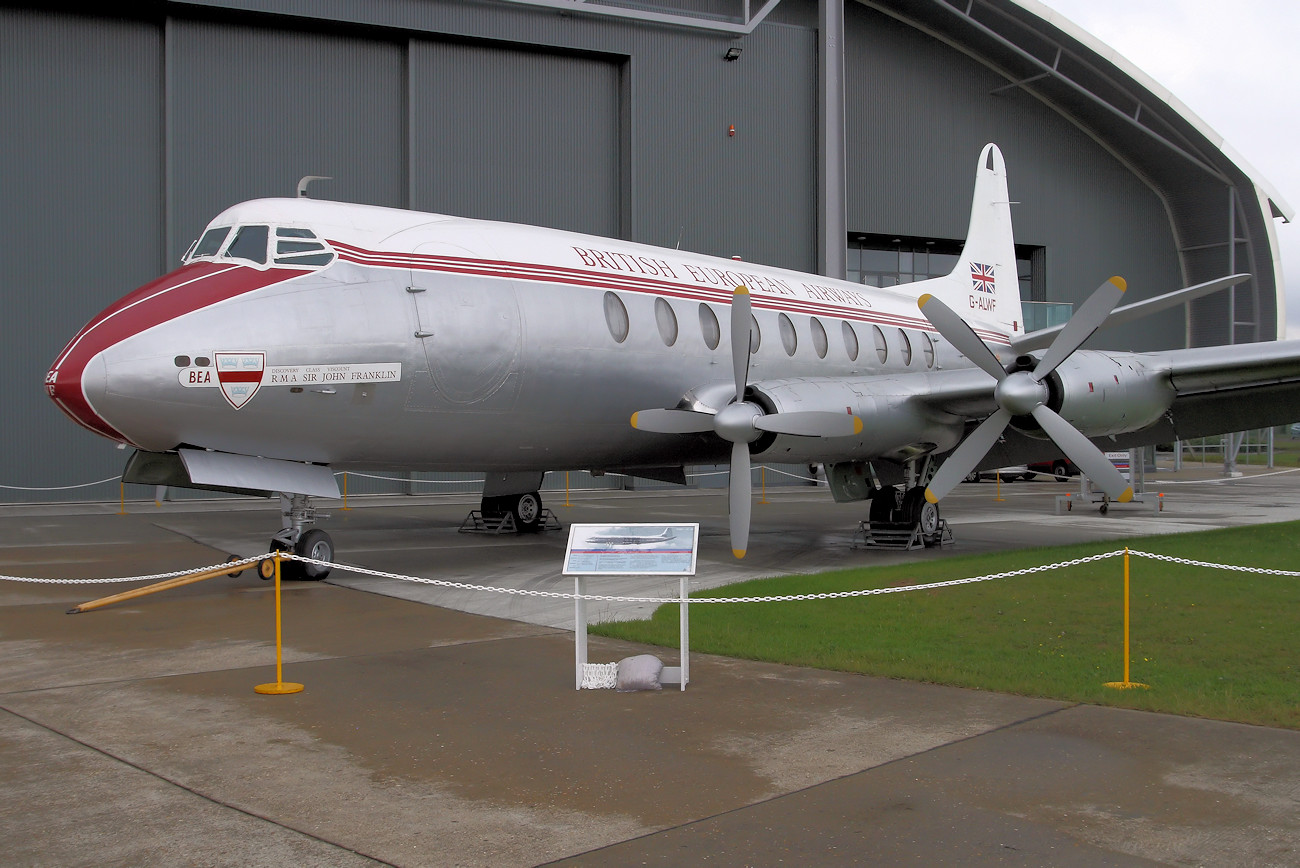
[732,549,747,559]
[925,489,940,504]
[1110,276,1127,292]
[852,417,864,435]
[734,285,750,295]
[630,411,639,428]
[918,293,933,307]
[1118,487,1134,503]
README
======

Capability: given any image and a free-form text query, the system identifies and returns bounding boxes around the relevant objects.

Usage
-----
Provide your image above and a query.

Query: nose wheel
[261,494,335,581]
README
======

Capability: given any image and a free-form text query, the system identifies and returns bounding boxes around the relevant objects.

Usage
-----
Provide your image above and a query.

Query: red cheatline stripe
[328,240,1013,346]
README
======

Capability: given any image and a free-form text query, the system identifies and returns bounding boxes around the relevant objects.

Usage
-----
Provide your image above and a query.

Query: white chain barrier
[2,549,1296,598]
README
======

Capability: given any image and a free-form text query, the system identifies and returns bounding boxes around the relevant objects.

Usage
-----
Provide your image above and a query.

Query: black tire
[294,529,334,580]
[1022,471,1037,481]
[869,485,897,523]
[224,554,245,578]
[1052,461,1069,481]
[963,471,980,484]
[902,487,940,535]
[509,491,543,533]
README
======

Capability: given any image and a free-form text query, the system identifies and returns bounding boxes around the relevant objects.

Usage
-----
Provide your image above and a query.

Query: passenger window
[898,329,913,366]
[872,325,888,364]
[922,332,935,368]
[842,322,860,362]
[699,304,721,350]
[224,225,269,265]
[603,292,630,343]
[655,297,679,347]
[192,226,231,258]
[810,317,828,359]
[778,313,797,356]
[749,315,761,354]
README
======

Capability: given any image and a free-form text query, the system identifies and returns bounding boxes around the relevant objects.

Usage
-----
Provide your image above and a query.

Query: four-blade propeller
[632,287,862,558]
[919,277,1135,506]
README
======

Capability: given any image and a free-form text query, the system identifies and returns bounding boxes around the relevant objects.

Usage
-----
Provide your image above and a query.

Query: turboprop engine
[1019,351,1176,439]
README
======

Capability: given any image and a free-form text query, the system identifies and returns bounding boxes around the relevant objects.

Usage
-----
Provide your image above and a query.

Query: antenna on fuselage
[296,176,333,198]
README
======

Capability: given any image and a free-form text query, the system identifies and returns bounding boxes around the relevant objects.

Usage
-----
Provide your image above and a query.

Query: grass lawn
[593,522,1300,729]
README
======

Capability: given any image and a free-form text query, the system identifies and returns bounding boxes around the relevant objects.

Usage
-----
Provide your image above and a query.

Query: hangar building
[0,0,1291,502]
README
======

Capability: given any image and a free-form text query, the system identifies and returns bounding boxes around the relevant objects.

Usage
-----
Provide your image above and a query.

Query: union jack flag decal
[971,262,996,294]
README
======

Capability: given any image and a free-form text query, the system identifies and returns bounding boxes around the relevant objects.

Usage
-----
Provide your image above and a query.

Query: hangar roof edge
[1009,0,1293,221]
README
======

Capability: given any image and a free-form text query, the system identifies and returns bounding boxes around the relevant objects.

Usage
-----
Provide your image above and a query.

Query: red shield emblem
[214,352,266,409]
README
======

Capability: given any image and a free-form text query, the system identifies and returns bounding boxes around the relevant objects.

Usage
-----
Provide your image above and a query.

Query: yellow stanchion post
[994,471,1005,502]
[760,466,769,504]
[118,481,127,516]
[1105,547,1149,690]
[564,471,571,507]
[255,553,304,695]
[340,472,351,511]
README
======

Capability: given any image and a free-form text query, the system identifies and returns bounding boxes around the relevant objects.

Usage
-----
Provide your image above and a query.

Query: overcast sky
[1034,0,1299,337]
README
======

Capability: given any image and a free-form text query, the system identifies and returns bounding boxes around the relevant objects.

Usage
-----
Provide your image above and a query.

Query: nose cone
[46,260,301,449]
[47,350,125,443]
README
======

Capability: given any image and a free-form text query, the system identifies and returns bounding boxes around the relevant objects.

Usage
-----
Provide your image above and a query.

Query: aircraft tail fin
[933,144,1024,339]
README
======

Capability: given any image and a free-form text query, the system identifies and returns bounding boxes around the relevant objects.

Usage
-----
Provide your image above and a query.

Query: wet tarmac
[1,467,1298,866]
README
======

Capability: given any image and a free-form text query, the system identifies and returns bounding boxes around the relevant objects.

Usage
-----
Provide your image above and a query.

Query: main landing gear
[263,493,335,581]
[481,490,544,533]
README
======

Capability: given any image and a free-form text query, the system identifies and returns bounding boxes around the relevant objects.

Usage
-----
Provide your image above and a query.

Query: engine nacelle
[744,376,966,464]
[1036,351,1175,438]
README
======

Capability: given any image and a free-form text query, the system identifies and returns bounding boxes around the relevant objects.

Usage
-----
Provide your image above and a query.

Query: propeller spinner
[632,287,862,558]
[919,277,1135,505]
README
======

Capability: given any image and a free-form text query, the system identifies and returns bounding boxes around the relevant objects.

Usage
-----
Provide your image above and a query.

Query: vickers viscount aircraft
[46,144,1300,578]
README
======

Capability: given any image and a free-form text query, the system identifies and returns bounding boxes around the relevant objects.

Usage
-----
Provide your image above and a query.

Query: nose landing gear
[264,493,335,581]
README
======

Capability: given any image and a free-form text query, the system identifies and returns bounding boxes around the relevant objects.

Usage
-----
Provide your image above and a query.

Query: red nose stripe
[48,262,299,444]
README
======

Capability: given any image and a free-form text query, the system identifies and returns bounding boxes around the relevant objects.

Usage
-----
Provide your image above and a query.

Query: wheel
[1022,471,1037,481]
[963,471,980,484]
[509,491,543,533]
[294,529,334,580]
[902,487,940,535]
[1052,461,1069,481]
[224,554,244,578]
[869,485,897,523]
[1099,502,1109,515]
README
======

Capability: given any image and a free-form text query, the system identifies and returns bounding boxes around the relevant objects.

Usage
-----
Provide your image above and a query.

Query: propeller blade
[925,408,1013,503]
[728,440,752,558]
[630,408,716,434]
[1031,276,1126,380]
[918,293,1008,381]
[753,411,863,438]
[1029,405,1133,502]
[730,286,752,403]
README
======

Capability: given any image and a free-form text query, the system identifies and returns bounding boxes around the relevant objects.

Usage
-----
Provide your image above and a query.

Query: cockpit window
[224,224,269,265]
[192,226,231,258]
[273,226,334,267]
[184,223,333,268]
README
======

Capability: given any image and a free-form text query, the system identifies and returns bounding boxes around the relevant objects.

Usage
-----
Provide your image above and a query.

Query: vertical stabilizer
[934,144,1023,339]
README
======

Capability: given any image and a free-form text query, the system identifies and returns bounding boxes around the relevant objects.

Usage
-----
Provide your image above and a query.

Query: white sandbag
[616,654,663,691]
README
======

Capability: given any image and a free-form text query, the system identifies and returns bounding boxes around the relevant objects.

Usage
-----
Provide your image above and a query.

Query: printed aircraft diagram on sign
[45,144,1300,578]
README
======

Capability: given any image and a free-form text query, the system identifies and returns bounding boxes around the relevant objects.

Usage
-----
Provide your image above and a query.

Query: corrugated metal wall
[0,10,163,500]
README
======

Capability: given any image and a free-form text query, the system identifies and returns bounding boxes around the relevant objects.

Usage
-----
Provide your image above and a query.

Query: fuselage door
[403,241,523,410]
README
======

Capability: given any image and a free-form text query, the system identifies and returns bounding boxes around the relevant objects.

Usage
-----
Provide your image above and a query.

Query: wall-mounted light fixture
[723,46,742,61]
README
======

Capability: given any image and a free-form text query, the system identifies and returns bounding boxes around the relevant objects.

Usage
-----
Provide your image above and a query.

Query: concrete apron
[0,482,1297,866]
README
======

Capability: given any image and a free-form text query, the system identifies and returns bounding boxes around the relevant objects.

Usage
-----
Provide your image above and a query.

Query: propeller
[632,287,862,558]
[919,276,1134,505]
